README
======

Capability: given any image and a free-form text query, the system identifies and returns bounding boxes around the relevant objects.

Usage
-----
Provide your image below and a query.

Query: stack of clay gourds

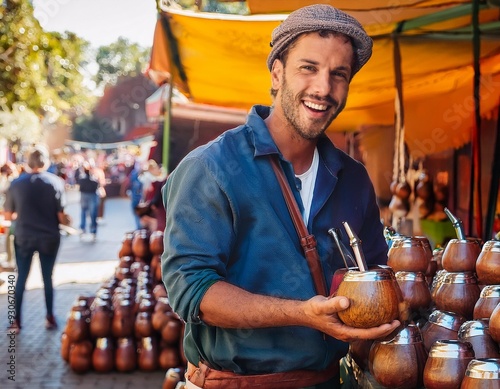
[348,235,500,389]
[60,229,187,378]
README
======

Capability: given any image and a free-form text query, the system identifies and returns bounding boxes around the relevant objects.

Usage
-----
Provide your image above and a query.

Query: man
[4,145,69,332]
[162,5,399,388]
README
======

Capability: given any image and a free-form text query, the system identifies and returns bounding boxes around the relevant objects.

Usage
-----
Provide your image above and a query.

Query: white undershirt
[295,148,319,225]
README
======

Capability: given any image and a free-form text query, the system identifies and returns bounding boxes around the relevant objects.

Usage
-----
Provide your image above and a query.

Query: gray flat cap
[267,5,373,76]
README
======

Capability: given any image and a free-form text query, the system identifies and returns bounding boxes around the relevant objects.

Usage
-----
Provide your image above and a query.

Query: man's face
[271,32,354,140]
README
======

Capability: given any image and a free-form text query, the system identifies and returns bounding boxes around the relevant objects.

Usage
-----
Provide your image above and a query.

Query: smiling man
[162,5,398,389]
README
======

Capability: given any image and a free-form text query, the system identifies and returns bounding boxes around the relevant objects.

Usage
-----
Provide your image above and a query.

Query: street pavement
[0,188,166,388]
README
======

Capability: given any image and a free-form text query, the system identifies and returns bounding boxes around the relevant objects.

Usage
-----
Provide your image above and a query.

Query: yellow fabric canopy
[148,1,500,156]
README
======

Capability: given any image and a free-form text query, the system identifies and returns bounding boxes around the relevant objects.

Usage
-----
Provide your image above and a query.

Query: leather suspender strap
[269,155,328,296]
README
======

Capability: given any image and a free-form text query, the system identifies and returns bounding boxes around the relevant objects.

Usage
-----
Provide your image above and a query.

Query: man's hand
[303,295,401,342]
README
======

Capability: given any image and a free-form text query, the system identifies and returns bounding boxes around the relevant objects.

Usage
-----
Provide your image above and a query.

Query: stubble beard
[279,75,346,141]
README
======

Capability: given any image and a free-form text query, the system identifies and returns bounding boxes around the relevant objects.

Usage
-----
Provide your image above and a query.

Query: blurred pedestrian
[137,159,167,231]
[139,159,166,201]
[92,161,107,223]
[0,162,19,269]
[122,161,144,229]
[4,145,70,332]
[76,161,100,240]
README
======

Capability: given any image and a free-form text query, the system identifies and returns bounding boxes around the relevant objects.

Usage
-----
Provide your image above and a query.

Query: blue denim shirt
[162,105,388,374]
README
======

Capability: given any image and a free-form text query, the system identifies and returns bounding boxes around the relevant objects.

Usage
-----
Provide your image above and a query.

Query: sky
[32,0,158,48]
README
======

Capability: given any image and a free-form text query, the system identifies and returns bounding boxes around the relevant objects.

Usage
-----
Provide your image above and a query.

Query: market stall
[142,1,500,387]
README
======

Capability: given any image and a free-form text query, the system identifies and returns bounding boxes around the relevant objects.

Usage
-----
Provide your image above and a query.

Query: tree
[0,0,95,145]
[94,37,151,89]
[0,102,42,143]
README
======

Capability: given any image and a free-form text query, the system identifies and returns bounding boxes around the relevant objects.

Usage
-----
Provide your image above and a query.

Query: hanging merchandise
[388,30,411,233]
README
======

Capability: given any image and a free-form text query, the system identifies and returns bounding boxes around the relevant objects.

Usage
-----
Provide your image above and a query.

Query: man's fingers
[345,320,401,341]
[324,295,349,312]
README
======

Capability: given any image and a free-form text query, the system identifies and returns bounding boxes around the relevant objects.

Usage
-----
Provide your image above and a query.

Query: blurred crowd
[0,147,168,235]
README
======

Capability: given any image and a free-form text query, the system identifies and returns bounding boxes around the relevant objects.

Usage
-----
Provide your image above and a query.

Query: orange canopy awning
[148,2,500,156]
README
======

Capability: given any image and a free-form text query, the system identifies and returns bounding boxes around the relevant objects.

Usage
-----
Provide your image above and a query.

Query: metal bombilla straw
[328,228,357,269]
[342,221,368,272]
[444,207,466,240]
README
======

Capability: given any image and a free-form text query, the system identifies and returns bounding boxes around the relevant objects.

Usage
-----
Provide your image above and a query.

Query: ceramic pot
[159,346,181,370]
[69,340,93,374]
[461,358,500,389]
[111,300,134,338]
[150,231,164,255]
[115,337,137,372]
[90,301,113,338]
[161,318,183,345]
[395,181,412,200]
[490,303,500,343]
[474,285,500,320]
[65,309,90,343]
[369,324,428,388]
[396,271,432,313]
[433,272,481,319]
[420,310,467,352]
[387,237,429,273]
[423,339,475,389]
[135,312,154,338]
[476,240,500,285]
[118,231,134,257]
[153,312,173,335]
[336,268,401,328]
[458,320,500,359]
[430,270,447,300]
[92,337,115,373]
[132,229,150,259]
[138,336,159,371]
[441,238,481,272]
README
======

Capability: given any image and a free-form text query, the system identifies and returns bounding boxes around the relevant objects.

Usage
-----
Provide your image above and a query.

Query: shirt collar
[246,105,278,157]
[246,104,344,175]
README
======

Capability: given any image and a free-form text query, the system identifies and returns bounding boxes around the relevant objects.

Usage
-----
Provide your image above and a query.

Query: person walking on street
[4,145,70,332]
[76,161,100,240]
[123,161,144,229]
[162,5,399,388]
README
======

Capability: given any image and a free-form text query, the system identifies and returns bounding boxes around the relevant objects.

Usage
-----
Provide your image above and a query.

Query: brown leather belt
[186,359,340,389]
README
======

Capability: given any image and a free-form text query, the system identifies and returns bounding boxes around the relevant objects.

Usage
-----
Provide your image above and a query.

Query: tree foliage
[94,37,151,89]
[0,102,42,143]
[0,0,95,143]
